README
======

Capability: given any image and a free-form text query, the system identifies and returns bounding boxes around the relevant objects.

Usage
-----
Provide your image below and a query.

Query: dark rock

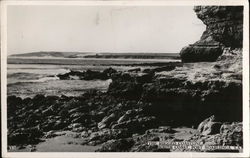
[142,68,152,73]
[180,45,223,62]
[8,133,30,145]
[110,72,134,82]
[108,81,143,100]
[93,111,106,122]
[128,68,141,72]
[140,77,242,126]
[136,73,154,84]
[103,67,117,77]
[83,70,108,80]
[58,109,70,118]
[57,68,115,80]
[8,126,43,145]
[7,96,23,112]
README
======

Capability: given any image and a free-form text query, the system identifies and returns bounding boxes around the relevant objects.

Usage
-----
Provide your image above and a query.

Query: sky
[7,5,206,55]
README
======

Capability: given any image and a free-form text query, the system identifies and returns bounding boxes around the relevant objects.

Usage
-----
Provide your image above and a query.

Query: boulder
[103,67,117,77]
[81,131,89,138]
[98,113,117,129]
[197,115,222,135]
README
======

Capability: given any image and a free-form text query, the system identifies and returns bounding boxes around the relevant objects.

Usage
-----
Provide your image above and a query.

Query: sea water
[7,57,178,98]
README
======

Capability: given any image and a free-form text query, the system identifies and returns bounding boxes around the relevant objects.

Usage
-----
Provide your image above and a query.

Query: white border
[1,1,249,158]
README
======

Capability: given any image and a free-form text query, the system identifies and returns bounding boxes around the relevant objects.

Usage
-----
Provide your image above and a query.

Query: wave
[36,76,59,82]
[8,73,59,85]
[8,72,41,80]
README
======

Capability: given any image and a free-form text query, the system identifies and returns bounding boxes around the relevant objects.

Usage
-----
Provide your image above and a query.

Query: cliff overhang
[180,6,243,62]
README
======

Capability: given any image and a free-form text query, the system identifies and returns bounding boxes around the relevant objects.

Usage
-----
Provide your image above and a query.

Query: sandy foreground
[9,127,197,152]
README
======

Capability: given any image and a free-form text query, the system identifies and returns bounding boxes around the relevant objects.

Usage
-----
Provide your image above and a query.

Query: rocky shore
[8,54,243,152]
[7,6,243,152]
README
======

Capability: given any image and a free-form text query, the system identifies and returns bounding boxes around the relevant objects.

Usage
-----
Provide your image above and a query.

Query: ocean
[7,57,179,98]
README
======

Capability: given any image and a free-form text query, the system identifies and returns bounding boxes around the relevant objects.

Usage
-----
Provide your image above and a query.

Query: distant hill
[10,51,90,58]
[10,51,180,59]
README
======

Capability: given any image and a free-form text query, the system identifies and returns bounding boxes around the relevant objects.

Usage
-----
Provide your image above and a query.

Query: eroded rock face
[180,6,243,62]
[194,6,243,48]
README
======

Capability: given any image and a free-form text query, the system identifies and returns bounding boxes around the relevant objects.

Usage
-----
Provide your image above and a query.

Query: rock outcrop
[57,67,117,80]
[180,6,243,62]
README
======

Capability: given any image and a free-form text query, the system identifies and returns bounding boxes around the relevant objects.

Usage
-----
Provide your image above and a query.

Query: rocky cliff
[180,6,243,62]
